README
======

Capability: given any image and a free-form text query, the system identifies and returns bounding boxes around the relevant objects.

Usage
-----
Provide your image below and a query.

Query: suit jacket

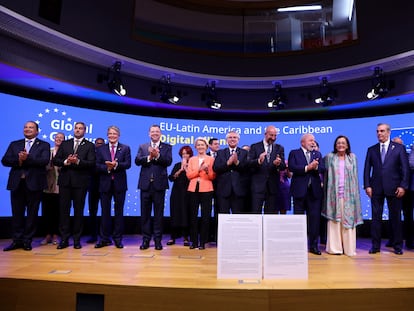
[186,155,216,192]
[2,137,50,191]
[96,143,131,192]
[53,138,96,188]
[213,147,249,197]
[288,148,325,199]
[363,141,409,196]
[248,141,286,194]
[135,142,172,191]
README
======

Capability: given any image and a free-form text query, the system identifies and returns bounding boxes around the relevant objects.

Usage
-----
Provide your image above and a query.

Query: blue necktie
[381,144,386,163]
[25,139,32,153]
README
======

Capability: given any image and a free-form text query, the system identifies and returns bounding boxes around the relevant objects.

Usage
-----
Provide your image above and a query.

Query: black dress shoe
[86,237,97,244]
[189,243,198,249]
[114,241,124,249]
[3,242,23,251]
[140,240,149,250]
[394,248,403,255]
[183,240,190,247]
[166,239,175,246]
[309,247,321,255]
[73,241,82,249]
[57,240,69,249]
[368,248,380,254]
[23,242,32,251]
[155,243,163,250]
[94,241,112,248]
[199,243,205,250]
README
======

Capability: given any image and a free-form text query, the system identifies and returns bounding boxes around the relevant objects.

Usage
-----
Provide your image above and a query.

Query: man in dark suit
[53,121,96,249]
[249,125,286,214]
[2,121,50,251]
[213,131,249,214]
[364,123,410,255]
[288,133,325,255]
[94,126,131,249]
[135,124,172,250]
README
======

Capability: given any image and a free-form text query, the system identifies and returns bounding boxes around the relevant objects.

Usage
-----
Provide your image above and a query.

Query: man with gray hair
[213,131,249,214]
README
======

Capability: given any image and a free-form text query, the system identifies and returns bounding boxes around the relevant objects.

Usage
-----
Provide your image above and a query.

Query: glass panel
[133,0,358,55]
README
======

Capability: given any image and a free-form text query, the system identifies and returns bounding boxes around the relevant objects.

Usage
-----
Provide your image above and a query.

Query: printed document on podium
[263,215,308,279]
[217,214,262,279]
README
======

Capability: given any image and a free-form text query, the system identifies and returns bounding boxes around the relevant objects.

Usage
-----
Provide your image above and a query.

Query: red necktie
[111,144,115,161]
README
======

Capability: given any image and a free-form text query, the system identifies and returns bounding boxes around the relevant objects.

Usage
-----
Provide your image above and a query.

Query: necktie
[25,140,32,153]
[381,144,386,163]
[111,144,116,161]
[306,151,311,164]
[266,144,272,162]
[73,139,80,154]
[230,149,235,155]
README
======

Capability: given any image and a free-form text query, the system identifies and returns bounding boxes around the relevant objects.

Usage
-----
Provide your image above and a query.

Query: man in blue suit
[2,121,50,251]
[249,125,286,214]
[213,131,249,214]
[288,133,325,255]
[94,126,131,249]
[135,124,172,250]
[364,123,410,255]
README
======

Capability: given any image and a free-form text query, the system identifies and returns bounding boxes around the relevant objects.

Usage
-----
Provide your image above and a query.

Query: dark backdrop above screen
[1,92,413,219]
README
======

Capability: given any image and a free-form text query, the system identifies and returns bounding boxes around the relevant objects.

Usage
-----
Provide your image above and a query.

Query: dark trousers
[189,191,213,246]
[41,192,60,236]
[59,186,88,242]
[217,191,245,214]
[100,183,126,242]
[371,194,403,250]
[293,188,321,249]
[140,185,165,242]
[251,191,278,214]
[10,179,42,243]
[87,188,100,238]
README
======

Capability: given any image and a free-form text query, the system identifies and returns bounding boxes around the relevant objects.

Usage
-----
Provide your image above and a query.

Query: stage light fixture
[315,77,334,106]
[367,67,388,100]
[267,82,286,109]
[107,61,126,96]
[204,81,221,110]
[159,74,181,104]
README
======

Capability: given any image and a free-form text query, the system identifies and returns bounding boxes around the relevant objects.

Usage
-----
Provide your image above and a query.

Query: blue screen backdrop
[1,92,413,219]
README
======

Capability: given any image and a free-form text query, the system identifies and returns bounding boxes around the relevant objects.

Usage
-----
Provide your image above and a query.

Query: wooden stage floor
[1,236,414,311]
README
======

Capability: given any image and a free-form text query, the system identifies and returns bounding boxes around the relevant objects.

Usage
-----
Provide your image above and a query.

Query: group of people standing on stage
[2,121,413,257]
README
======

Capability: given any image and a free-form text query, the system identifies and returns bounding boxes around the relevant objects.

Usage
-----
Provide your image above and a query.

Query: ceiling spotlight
[315,77,334,106]
[367,67,388,100]
[159,74,181,104]
[204,81,221,110]
[107,61,126,96]
[267,82,286,109]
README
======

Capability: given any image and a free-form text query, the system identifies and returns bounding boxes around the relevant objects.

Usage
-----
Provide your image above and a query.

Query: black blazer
[2,138,50,191]
[53,138,96,188]
[213,147,249,197]
[248,141,286,194]
[135,142,172,191]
